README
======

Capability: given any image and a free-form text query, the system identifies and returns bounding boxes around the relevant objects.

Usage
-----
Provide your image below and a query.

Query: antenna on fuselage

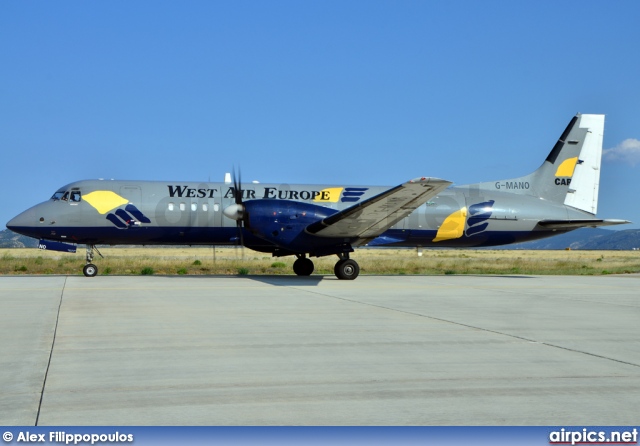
[224,173,232,184]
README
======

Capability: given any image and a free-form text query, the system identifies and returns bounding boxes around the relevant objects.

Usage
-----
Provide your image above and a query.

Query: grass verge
[0,247,639,276]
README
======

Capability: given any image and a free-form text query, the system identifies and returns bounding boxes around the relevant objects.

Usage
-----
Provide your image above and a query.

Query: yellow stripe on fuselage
[83,191,129,214]
[433,207,467,242]
[313,187,344,203]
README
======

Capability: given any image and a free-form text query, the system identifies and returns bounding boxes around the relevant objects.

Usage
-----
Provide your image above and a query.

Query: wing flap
[306,177,452,238]
[537,219,630,230]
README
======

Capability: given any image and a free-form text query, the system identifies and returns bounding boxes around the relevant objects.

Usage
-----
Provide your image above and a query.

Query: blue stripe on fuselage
[12,225,570,253]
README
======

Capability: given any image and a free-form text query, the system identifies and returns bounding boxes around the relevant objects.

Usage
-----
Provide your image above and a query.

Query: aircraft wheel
[334,259,345,277]
[293,258,314,276]
[83,264,98,277]
[335,259,359,280]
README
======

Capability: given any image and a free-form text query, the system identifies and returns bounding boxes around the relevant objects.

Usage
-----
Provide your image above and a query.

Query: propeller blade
[237,220,245,260]
[233,167,243,205]
[232,167,245,260]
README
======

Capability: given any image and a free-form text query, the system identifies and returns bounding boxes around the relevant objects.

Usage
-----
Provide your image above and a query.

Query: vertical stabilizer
[480,114,605,215]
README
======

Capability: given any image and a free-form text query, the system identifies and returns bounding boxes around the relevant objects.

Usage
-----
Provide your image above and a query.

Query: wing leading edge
[306,177,452,239]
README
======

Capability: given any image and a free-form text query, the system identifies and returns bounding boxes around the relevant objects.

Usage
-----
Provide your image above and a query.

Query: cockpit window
[51,190,66,201]
[70,191,82,202]
[61,192,70,202]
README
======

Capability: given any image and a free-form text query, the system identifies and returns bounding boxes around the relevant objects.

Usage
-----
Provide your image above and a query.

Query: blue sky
[2,1,640,229]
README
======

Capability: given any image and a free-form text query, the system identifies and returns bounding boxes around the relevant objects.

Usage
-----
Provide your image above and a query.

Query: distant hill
[2,228,640,250]
[0,229,38,248]
[493,228,640,250]
[578,229,640,250]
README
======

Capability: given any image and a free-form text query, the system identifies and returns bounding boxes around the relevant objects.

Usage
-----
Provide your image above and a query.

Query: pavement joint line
[35,276,66,426]
[291,286,640,371]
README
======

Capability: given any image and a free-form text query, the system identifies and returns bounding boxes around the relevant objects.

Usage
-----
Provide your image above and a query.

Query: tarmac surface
[1,274,639,426]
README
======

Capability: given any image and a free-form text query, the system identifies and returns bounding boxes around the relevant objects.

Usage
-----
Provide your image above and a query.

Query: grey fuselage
[8,178,590,254]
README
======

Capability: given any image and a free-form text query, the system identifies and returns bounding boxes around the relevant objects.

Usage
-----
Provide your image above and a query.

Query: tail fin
[487,113,604,215]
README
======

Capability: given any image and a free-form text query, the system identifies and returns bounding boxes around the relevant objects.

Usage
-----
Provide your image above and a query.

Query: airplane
[6,113,630,280]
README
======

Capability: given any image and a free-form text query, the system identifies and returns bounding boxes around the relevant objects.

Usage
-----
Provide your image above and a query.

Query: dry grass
[1,247,640,276]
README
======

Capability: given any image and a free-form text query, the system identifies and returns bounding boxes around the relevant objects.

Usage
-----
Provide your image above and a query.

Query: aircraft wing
[537,219,631,230]
[306,177,452,239]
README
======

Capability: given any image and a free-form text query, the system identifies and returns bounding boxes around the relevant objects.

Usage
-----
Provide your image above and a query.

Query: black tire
[293,257,314,276]
[83,264,98,277]
[335,259,359,280]
[334,259,345,277]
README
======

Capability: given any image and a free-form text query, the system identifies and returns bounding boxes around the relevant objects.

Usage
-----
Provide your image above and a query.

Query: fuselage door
[68,188,82,223]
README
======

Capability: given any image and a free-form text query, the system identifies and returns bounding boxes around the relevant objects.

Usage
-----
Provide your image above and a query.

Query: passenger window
[213,204,219,212]
[191,203,197,212]
[180,203,185,211]
[168,203,174,211]
[202,204,208,212]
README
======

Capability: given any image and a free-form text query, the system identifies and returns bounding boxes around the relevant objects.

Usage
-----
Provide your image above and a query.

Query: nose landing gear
[83,263,98,277]
[83,245,103,277]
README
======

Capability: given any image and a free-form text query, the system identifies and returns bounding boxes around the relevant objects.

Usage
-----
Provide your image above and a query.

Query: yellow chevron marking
[555,157,578,177]
[433,207,468,242]
[314,187,344,203]
[83,191,129,214]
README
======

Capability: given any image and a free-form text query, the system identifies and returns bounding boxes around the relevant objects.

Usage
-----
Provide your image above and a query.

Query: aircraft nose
[6,208,37,234]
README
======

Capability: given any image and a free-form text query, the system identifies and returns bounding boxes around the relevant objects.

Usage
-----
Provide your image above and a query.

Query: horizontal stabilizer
[537,219,630,230]
[307,177,451,238]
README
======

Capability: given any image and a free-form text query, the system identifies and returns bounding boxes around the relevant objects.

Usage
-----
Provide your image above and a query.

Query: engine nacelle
[243,200,341,253]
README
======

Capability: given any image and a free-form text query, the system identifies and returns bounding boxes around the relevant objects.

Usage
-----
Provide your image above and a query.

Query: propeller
[222,167,246,259]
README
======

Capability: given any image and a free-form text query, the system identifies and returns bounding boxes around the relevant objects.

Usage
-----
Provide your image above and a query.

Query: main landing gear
[292,253,360,280]
[293,255,314,276]
[334,254,360,280]
[82,245,103,277]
